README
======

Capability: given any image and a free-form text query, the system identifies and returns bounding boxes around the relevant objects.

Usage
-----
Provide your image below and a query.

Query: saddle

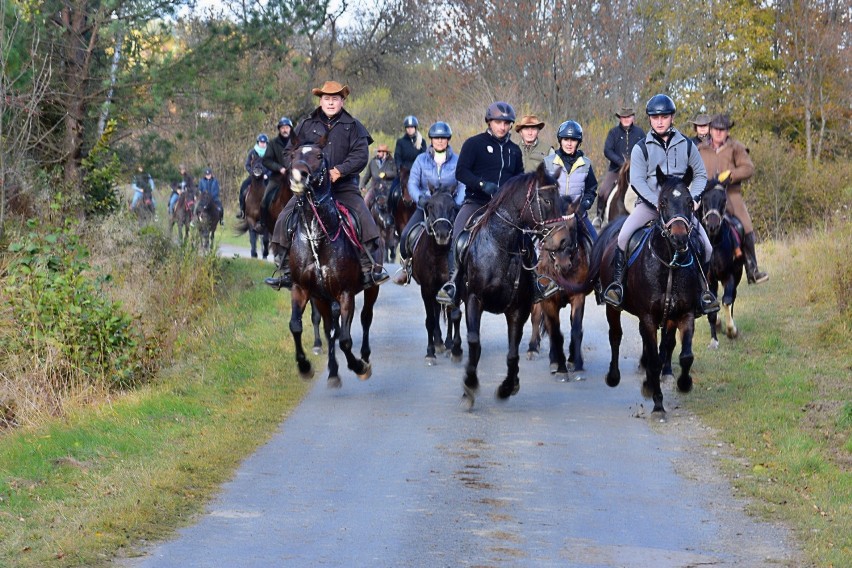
[725,214,745,257]
[405,222,426,256]
[625,222,704,268]
[286,198,363,247]
[453,209,487,266]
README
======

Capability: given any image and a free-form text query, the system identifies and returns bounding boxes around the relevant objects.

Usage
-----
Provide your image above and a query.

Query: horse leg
[336,293,365,382]
[422,290,438,364]
[544,301,568,377]
[659,323,677,383]
[449,306,463,363]
[326,301,342,388]
[289,288,315,380]
[723,275,738,339]
[497,309,528,399]
[676,318,695,394]
[526,304,543,360]
[707,277,721,348]
[249,228,258,258]
[605,306,623,387]
[262,233,270,259]
[358,287,378,375]
[310,298,323,355]
[568,296,586,372]
[462,296,483,409]
[638,318,665,414]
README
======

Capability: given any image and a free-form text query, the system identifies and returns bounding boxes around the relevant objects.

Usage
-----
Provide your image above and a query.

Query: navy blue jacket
[455,131,523,206]
[603,123,645,172]
[294,108,373,191]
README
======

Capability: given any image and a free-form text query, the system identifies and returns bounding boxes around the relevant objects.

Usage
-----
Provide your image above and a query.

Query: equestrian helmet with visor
[485,101,516,123]
[557,120,583,142]
[403,115,419,128]
[428,121,452,139]
[257,133,269,143]
[645,94,677,116]
[277,116,293,128]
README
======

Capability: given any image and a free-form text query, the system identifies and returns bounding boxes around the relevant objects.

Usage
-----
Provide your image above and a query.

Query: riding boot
[393,257,412,286]
[436,269,460,307]
[532,272,560,304]
[742,233,769,284]
[603,248,627,308]
[697,261,721,315]
[264,247,292,290]
[360,239,389,289]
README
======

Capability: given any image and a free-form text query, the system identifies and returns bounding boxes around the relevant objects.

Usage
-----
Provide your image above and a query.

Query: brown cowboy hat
[376,143,390,152]
[709,113,735,130]
[691,113,712,126]
[615,107,635,118]
[311,80,350,98]
[514,114,545,132]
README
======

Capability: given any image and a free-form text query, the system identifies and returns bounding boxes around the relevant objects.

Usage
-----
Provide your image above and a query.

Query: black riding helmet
[428,121,452,139]
[277,116,293,128]
[485,101,516,123]
[556,120,583,142]
[645,94,676,116]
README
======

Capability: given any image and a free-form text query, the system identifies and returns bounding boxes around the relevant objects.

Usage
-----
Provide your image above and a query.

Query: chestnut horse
[286,141,379,388]
[459,163,563,409]
[603,160,632,227]
[590,166,703,415]
[526,200,595,377]
[169,183,196,243]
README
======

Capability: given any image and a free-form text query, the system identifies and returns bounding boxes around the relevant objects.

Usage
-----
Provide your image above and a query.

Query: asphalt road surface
[122,246,798,567]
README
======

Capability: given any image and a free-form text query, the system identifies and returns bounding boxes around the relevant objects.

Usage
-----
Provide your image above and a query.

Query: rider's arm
[603,128,623,166]
[629,142,657,206]
[335,134,369,179]
[729,141,754,184]
[686,140,708,200]
[407,156,425,205]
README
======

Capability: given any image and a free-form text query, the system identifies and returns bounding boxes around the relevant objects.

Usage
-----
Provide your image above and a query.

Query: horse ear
[655,165,666,186]
[535,161,551,181]
[566,196,580,217]
[683,166,694,188]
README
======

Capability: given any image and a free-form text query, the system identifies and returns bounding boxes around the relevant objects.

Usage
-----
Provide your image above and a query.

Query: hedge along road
[124,248,799,568]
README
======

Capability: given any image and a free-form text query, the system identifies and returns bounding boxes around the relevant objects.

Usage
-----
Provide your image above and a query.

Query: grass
[0,259,311,567]
[685,223,851,567]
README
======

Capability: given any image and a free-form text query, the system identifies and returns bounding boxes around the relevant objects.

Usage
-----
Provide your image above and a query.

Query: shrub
[82,119,123,217]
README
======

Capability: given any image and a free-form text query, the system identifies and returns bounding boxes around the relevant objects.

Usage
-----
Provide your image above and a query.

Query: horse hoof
[662,373,674,383]
[511,382,520,396]
[549,362,560,374]
[462,385,476,410]
[425,355,437,366]
[327,376,342,389]
[435,343,447,354]
[727,326,738,339]
[312,346,323,355]
[357,361,372,381]
[451,352,463,364]
[605,372,621,388]
[708,338,720,350]
[527,351,538,361]
[677,376,693,393]
[461,392,475,411]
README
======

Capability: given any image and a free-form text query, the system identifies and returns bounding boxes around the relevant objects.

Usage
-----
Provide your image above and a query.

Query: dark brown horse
[286,141,379,388]
[590,166,702,415]
[194,191,218,251]
[410,189,462,364]
[698,176,745,346]
[169,183,196,243]
[459,163,563,409]
[526,201,595,377]
[392,166,415,243]
[603,160,632,227]
[369,179,398,263]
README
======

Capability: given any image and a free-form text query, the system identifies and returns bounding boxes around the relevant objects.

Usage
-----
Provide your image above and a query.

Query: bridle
[496,179,561,236]
[424,193,454,239]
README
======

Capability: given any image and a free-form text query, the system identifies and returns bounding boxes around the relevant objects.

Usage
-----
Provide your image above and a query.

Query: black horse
[369,179,398,263]
[169,183,196,244]
[459,163,563,409]
[699,176,745,346]
[287,141,379,388]
[526,200,595,377]
[194,191,218,251]
[590,166,702,415]
[410,189,462,365]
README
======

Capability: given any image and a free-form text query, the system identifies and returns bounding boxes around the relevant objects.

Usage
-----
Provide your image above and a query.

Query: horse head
[699,177,729,238]
[424,187,457,246]
[371,180,394,229]
[251,163,265,180]
[655,165,695,252]
[540,198,582,276]
[289,141,330,201]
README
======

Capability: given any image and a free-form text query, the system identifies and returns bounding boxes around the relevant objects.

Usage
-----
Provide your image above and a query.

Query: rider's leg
[696,222,720,314]
[603,203,656,307]
[236,177,250,218]
[393,209,423,285]
[169,192,179,216]
[742,232,769,284]
[437,202,478,306]
[264,197,297,290]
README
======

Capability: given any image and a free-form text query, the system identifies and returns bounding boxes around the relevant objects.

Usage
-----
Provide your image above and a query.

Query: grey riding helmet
[485,101,516,123]
[428,121,452,139]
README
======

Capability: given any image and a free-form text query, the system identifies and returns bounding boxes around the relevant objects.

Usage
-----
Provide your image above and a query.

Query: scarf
[254,144,267,157]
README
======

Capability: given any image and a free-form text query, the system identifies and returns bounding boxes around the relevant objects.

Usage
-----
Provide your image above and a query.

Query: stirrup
[748,271,769,285]
[436,282,456,306]
[533,274,560,304]
[392,263,411,286]
[603,283,624,308]
[699,290,720,315]
[362,267,389,288]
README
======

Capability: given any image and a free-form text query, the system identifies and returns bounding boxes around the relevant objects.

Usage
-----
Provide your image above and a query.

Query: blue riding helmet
[277,116,293,128]
[428,121,452,139]
[403,115,419,128]
[645,94,677,116]
[257,133,269,143]
[485,101,516,123]
[556,120,583,141]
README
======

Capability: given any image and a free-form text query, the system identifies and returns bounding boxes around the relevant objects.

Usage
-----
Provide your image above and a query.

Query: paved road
[123,248,798,567]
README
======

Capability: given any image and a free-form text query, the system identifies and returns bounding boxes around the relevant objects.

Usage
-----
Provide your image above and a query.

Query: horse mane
[480,170,538,224]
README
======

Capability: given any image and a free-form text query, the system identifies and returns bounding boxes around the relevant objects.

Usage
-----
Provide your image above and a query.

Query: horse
[132,189,156,225]
[590,166,703,415]
[603,160,632,227]
[410,189,463,365]
[169,183,196,243]
[526,201,595,377]
[459,163,563,409]
[286,140,379,388]
[194,191,218,251]
[392,166,416,243]
[369,179,399,263]
[698,176,745,347]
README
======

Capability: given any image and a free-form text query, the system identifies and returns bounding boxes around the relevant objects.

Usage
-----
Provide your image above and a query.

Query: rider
[393,121,465,286]
[259,116,294,226]
[169,163,194,216]
[130,165,156,211]
[436,101,558,306]
[236,133,272,219]
[361,143,398,207]
[602,94,719,314]
[596,106,645,228]
[196,167,224,226]
[698,113,768,284]
[690,113,711,146]
[264,80,389,290]
[515,114,553,172]
[394,115,427,171]
[543,120,598,239]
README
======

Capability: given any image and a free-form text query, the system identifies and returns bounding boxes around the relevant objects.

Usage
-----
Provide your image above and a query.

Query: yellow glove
[719,170,732,183]
[379,172,385,179]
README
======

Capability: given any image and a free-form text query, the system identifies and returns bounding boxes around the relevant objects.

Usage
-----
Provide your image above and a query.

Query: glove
[719,170,732,183]
[580,198,594,213]
[417,195,429,209]
[481,181,499,196]
[379,172,385,179]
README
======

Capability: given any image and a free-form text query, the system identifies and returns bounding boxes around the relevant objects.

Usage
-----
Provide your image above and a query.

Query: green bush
[82,120,124,217]
[2,220,141,389]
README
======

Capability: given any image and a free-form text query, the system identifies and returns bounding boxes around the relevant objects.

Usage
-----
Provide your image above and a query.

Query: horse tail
[233,218,250,236]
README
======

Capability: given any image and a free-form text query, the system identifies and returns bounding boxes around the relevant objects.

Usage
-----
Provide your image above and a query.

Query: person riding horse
[596,106,645,229]
[196,168,223,226]
[236,134,272,219]
[436,101,558,307]
[259,116,294,227]
[543,119,598,239]
[130,165,156,212]
[168,164,194,216]
[602,94,719,315]
[361,143,398,207]
[264,81,388,291]
[393,121,465,286]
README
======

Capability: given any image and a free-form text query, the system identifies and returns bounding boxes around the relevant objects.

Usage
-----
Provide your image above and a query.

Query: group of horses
[132,181,220,251]
[236,139,747,417]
